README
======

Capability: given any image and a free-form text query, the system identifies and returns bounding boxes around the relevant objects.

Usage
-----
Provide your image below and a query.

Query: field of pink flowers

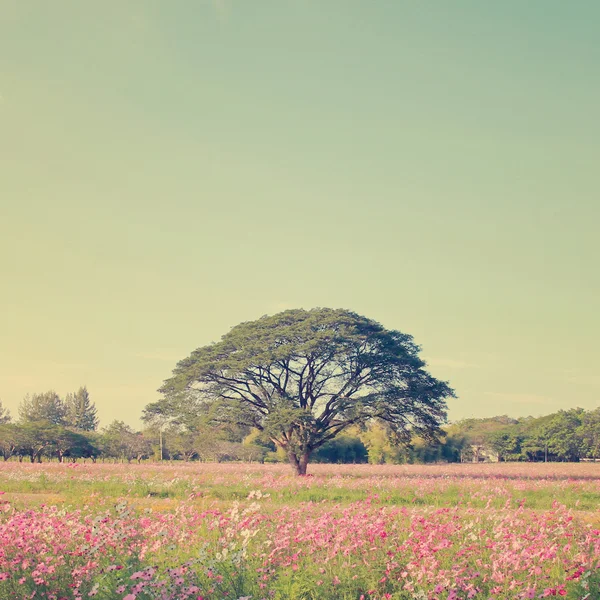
[2,462,600,599]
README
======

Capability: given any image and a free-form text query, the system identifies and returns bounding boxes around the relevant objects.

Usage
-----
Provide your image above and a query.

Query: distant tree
[409,437,438,463]
[100,421,151,463]
[0,400,11,424]
[17,422,57,462]
[100,421,132,461]
[438,431,467,463]
[450,416,519,462]
[313,434,368,464]
[544,409,584,462]
[65,386,99,431]
[0,424,19,461]
[196,429,228,462]
[518,415,553,461]
[487,428,523,461]
[242,428,276,462]
[237,441,268,462]
[71,431,101,462]
[19,391,67,425]
[150,308,454,474]
[168,429,200,461]
[141,413,172,460]
[128,432,153,463]
[519,410,584,462]
[359,422,408,464]
[51,427,98,462]
[578,408,600,461]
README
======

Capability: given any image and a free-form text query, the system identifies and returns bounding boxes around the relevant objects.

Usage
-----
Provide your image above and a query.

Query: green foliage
[312,434,368,464]
[100,420,152,462]
[486,428,523,461]
[521,409,585,462]
[19,391,67,425]
[442,410,600,464]
[578,408,600,460]
[358,422,408,464]
[0,423,19,460]
[0,399,11,425]
[65,386,99,431]
[6,389,100,461]
[51,427,99,462]
[16,421,60,462]
[243,428,276,451]
[152,308,454,473]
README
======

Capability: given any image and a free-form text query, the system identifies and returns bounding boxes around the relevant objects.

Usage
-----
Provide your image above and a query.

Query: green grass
[3,472,600,512]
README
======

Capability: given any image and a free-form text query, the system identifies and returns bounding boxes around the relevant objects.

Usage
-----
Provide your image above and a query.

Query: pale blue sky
[1,1,598,426]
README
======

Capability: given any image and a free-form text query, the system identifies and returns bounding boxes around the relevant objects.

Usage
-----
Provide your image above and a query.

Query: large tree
[149,308,454,474]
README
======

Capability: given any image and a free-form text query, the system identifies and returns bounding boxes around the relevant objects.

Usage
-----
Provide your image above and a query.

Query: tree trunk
[288,450,310,476]
[298,452,310,475]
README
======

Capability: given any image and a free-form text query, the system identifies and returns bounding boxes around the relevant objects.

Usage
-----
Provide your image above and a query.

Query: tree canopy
[147,308,454,474]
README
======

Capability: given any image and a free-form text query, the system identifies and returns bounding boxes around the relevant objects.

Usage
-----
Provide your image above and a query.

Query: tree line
[1,389,599,464]
[262,408,600,464]
[0,389,150,463]
[446,408,600,463]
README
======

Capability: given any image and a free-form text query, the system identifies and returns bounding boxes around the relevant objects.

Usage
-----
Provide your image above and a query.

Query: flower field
[2,463,600,599]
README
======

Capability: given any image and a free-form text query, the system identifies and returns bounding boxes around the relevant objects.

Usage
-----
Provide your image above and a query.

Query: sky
[0,1,598,428]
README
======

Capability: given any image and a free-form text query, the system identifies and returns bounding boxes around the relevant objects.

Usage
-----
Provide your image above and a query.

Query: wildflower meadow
[1,462,600,600]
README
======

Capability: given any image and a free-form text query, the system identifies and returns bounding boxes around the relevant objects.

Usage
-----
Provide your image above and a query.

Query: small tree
[151,308,454,474]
